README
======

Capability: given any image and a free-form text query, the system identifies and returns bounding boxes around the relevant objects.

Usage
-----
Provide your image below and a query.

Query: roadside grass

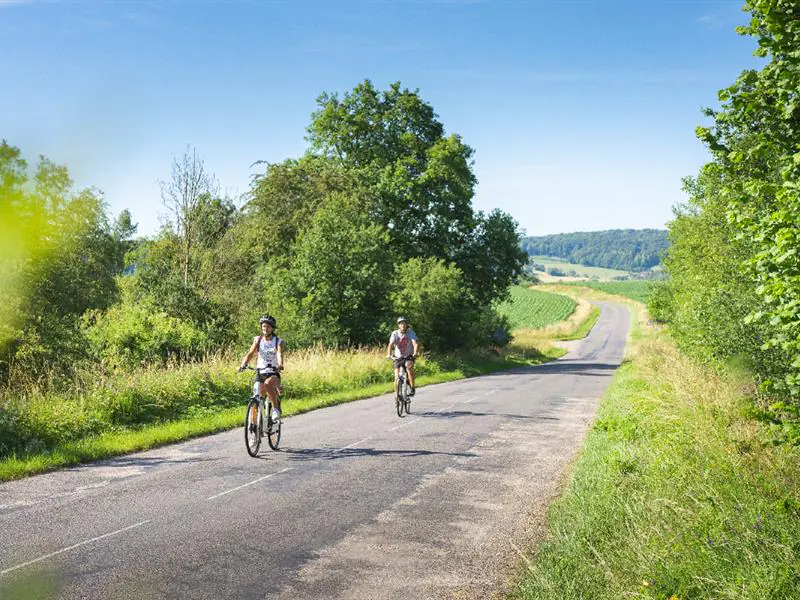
[511,308,800,598]
[0,289,589,481]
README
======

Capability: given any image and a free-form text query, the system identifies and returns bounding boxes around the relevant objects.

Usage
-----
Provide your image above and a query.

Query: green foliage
[390,257,467,351]
[522,229,668,272]
[497,286,577,330]
[83,299,210,370]
[661,1,800,402]
[0,141,125,380]
[645,280,673,322]
[307,80,526,304]
[266,193,395,348]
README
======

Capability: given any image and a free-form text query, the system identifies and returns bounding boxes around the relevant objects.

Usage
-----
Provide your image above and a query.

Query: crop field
[529,255,631,280]
[562,280,652,303]
[498,285,577,329]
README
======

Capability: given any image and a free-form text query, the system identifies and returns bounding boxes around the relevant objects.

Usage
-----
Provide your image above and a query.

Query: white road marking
[0,520,150,576]
[206,468,292,501]
[485,389,500,396]
[333,437,371,453]
[463,396,479,404]
[389,419,419,431]
[433,403,456,414]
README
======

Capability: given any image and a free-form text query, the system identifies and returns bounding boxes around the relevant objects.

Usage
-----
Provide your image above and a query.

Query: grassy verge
[0,293,591,481]
[511,310,800,598]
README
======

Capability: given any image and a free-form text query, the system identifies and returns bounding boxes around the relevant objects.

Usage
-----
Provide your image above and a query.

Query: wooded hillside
[521,229,668,272]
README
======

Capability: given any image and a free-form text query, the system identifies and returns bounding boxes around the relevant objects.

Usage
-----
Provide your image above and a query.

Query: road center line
[1,520,150,576]
[463,396,479,404]
[433,403,456,413]
[388,419,419,431]
[333,437,371,453]
[485,389,499,396]
[206,468,292,501]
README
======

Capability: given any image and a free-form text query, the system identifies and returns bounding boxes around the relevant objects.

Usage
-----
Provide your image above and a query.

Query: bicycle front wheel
[267,403,281,450]
[245,398,262,457]
[396,378,405,418]
[403,381,411,414]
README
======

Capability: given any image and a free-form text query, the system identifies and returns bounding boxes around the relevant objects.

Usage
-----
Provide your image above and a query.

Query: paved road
[0,302,629,600]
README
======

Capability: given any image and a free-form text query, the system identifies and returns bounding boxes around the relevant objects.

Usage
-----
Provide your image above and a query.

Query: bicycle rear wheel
[267,403,281,450]
[245,398,262,457]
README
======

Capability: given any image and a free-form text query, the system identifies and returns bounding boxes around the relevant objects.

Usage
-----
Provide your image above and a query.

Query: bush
[83,300,209,369]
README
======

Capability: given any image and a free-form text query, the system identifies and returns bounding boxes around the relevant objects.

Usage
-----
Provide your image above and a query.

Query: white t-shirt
[254,335,282,370]
[389,329,417,358]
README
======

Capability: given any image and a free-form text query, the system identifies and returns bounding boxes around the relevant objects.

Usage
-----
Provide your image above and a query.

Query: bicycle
[389,356,413,417]
[240,365,282,456]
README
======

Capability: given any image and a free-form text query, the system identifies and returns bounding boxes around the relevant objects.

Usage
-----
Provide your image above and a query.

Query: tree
[159,146,219,286]
[695,0,800,397]
[306,80,524,310]
[390,257,466,351]
[0,144,123,379]
[457,209,529,305]
[266,193,395,348]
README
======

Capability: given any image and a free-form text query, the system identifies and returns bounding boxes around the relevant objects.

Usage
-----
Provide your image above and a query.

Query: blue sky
[1,0,762,237]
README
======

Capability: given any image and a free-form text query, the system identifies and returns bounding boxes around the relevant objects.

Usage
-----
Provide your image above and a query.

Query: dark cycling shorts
[393,356,414,369]
[257,369,280,383]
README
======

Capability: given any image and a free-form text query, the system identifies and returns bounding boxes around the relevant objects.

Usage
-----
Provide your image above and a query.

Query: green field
[497,286,577,329]
[530,255,632,280]
[562,280,652,303]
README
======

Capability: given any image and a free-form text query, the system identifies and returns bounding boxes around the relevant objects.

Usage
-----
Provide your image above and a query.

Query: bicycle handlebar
[238,364,284,373]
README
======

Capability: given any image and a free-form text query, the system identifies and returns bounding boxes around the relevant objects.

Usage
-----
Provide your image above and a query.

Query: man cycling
[239,315,284,422]
[386,316,419,398]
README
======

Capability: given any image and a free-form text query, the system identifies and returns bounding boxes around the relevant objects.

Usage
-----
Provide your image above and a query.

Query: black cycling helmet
[397,316,409,324]
[259,315,277,328]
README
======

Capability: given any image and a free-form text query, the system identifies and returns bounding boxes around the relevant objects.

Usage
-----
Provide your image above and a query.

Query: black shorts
[393,356,414,369]
[257,370,280,383]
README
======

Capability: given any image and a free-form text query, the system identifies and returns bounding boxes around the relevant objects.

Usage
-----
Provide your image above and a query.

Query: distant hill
[521,229,668,272]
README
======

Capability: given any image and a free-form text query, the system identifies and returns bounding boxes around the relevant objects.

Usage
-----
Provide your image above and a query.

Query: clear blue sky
[1,0,762,237]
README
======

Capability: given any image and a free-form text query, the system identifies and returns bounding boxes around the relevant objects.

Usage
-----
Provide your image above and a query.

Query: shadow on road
[413,409,553,420]
[478,360,622,378]
[279,447,477,462]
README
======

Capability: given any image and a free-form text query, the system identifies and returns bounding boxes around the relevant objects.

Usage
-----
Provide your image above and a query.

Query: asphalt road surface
[0,302,629,600]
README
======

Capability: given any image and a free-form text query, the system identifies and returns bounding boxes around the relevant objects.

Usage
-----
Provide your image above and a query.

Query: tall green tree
[265,193,395,348]
[306,80,526,306]
[695,0,800,396]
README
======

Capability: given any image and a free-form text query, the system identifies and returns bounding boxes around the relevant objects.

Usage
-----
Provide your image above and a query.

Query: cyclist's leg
[407,360,416,393]
[259,373,267,399]
[265,375,280,415]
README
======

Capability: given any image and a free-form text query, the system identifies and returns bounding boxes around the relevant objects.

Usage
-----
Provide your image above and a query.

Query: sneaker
[409,387,415,396]
[271,408,281,422]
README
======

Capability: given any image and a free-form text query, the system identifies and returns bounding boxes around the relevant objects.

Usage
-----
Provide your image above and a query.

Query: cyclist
[386,316,419,398]
[239,315,285,422]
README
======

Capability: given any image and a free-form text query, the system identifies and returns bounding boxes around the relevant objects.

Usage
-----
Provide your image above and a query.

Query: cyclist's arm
[411,338,419,358]
[240,338,259,369]
[277,340,285,370]
[386,339,395,359]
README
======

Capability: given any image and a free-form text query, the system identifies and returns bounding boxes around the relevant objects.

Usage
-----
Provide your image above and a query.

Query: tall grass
[512,317,800,598]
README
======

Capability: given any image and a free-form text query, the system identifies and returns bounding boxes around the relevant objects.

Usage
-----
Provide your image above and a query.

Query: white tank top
[255,335,281,370]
